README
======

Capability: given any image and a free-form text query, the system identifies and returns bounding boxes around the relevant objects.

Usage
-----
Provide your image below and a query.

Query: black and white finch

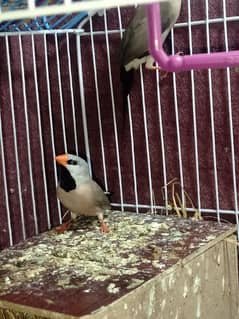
[55,154,111,233]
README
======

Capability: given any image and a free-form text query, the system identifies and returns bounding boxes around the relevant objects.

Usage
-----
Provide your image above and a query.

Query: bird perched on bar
[55,154,111,233]
[120,0,182,100]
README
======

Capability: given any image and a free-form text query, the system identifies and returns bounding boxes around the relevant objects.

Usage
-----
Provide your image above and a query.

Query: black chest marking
[57,164,76,192]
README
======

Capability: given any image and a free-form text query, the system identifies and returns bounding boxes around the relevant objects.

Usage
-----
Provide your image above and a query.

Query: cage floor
[0,211,236,317]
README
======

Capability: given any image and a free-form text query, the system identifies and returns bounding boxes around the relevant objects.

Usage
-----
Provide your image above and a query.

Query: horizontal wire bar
[111,203,239,216]
[1,15,239,37]
[0,29,85,37]
[0,0,163,22]
[175,15,239,28]
[2,1,239,25]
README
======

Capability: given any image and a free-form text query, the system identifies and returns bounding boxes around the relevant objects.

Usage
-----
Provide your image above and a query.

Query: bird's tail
[120,66,134,110]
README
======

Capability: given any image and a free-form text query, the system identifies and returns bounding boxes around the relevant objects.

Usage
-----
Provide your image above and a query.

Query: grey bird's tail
[120,66,134,109]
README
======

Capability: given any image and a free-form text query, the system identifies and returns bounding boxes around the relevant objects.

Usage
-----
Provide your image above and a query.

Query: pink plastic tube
[147,2,239,72]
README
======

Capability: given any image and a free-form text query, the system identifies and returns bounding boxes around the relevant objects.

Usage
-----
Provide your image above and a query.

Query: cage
[0,0,239,318]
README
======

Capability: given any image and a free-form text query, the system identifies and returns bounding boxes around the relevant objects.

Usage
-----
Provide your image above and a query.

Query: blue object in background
[0,0,89,32]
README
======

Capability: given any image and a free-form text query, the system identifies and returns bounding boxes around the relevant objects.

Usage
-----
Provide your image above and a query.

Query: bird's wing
[89,181,111,211]
[120,6,148,67]
[161,0,182,42]
[120,0,182,67]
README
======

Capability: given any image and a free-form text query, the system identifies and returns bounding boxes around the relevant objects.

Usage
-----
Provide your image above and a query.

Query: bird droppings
[0,211,235,317]
[152,261,165,269]
[45,298,55,305]
[161,298,166,310]
[4,277,11,285]
[183,283,188,298]
[107,283,120,294]
[193,276,201,294]
[206,235,216,241]
[83,288,91,293]
[196,295,201,318]
[186,265,193,276]
[148,285,156,318]
[168,274,174,289]
[126,278,145,290]
[222,276,225,292]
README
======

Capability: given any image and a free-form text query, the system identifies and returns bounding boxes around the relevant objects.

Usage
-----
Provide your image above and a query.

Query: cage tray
[0,212,237,318]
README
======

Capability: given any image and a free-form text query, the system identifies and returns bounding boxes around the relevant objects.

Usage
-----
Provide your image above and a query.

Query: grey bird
[55,154,110,233]
[120,0,182,98]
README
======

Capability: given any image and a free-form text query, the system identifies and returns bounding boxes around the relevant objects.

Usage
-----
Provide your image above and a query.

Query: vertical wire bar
[89,17,108,190]
[76,33,92,176]
[5,35,26,240]
[103,9,124,210]
[0,111,13,245]
[117,5,123,33]
[18,34,39,234]
[55,33,67,152]
[188,0,201,214]
[31,33,51,230]
[66,32,79,155]
[44,33,62,223]
[155,69,168,214]
[139,66,154,212]
[171,29,184,204]
[222,0,239,234]
[127,97,139,213]
[118,6,139,212]
[28,0,35,10]
[205,0,220,221]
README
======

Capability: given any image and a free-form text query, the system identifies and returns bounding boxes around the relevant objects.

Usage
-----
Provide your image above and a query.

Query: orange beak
[55,154,68,167]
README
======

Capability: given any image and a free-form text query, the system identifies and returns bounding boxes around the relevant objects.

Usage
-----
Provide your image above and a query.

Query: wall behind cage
[1,0,239,249]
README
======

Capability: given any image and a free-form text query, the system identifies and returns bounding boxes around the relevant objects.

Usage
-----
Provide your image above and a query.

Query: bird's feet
[145,51,184,80]
[55,220,72,234]
[145,64,168,80]
[100,220,109,234]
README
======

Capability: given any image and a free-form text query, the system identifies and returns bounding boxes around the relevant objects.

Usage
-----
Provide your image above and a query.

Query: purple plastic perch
[147,2,239,72]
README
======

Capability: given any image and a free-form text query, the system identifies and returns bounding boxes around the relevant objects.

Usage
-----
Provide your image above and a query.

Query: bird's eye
[67,159,78,165]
